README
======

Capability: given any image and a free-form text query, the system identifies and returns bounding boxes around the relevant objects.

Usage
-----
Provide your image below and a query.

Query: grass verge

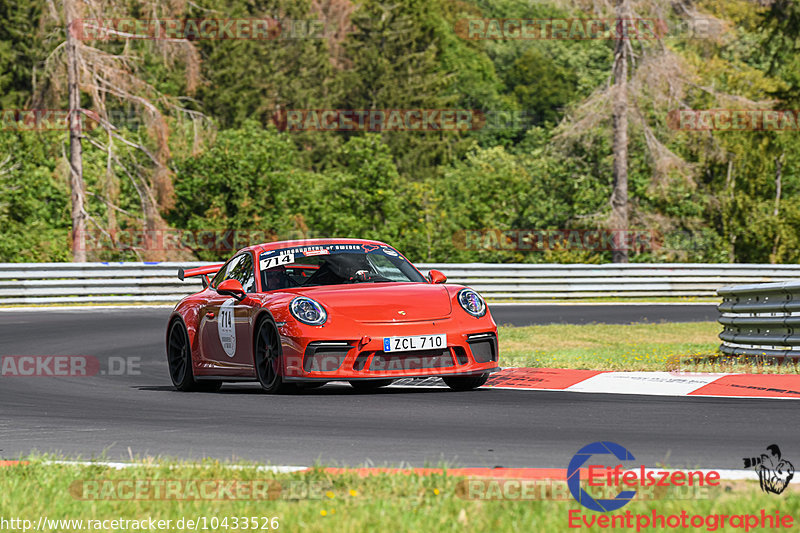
[0,457,796,532]
[498,321,800,373]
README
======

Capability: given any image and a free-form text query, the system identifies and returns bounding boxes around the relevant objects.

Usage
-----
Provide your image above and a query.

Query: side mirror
[217,279,247,301]
[427,270,447,284]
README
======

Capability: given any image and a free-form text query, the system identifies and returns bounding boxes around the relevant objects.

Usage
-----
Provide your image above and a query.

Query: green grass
[1,457,797,532]
[498,321,800,373]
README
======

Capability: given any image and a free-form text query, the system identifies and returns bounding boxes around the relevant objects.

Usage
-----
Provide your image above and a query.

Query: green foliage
[300,134,403,243]
[4,0,800,265]
[0,0,43,108]
[170,127,405,262]
[194,0,335,128]
[758,0,800,106]
[0,131,71,261]
[168,122,302,259]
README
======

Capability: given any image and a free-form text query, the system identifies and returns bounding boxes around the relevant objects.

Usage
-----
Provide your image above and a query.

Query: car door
[197,252,259,376]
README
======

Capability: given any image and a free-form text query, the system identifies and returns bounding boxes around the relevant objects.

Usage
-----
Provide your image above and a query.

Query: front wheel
[442,373,489,391]
[167,319,221,392]
[254,315,294,394]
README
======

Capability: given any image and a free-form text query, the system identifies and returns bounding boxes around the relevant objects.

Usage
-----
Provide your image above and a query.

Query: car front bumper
[278,320,499,381]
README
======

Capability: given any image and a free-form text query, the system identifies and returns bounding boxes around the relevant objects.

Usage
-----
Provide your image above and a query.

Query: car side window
[228,253,256,293]
[210,254,255,292]
[366,254,406,281]
[210,256,239,289]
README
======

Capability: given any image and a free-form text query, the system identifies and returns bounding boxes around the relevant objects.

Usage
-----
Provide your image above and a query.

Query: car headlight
[290,297,327,325]
[458,288,486,317]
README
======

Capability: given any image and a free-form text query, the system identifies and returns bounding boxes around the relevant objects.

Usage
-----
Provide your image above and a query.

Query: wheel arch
[252,308,282,368]
[165,313,186,351]
[166,307,199,371]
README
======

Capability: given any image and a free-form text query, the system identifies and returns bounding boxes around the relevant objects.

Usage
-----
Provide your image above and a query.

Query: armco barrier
[416,263,800,299]
[718,281,800,359]
[3,262,800,305]
[0,262,207,305]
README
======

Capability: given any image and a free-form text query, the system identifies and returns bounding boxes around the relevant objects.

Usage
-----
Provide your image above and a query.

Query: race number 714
[261,253,295,270]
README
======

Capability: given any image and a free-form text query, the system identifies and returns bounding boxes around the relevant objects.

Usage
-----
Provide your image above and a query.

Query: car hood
[298,283,453,322]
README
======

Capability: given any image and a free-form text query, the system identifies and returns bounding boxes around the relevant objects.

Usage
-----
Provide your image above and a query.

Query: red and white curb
[0,460,757,482]
[394,368,800,399]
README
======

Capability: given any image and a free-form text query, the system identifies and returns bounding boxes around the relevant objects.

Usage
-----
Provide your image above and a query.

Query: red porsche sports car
[167,238,499,393]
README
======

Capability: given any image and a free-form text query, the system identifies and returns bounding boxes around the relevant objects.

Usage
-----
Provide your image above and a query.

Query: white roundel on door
[218,298,236,358]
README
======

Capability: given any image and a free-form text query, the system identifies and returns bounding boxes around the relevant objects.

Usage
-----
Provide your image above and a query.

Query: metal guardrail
[417,263,800,299]
[2,262,800,305]
[0,262,207,305]
[718,281,800,359]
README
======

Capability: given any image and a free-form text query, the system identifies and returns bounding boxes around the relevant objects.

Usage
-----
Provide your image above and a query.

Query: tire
[254,315,294,394]
[442,373,489,391]
[349,379,394,391]
[167,319,222,392]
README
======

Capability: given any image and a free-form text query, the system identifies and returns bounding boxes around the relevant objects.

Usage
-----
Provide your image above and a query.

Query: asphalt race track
[2,305,794,470]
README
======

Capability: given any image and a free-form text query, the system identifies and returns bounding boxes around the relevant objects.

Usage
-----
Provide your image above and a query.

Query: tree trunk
[64,0,87,262]
[610,0,630,263]
[771,153,784,262]
[725,160,736,262]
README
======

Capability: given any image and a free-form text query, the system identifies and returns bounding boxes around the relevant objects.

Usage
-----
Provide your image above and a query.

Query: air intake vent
[303,341,352,372]
[467,333,498,363]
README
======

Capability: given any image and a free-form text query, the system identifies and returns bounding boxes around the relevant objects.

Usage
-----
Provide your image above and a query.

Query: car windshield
[258,244,426,291]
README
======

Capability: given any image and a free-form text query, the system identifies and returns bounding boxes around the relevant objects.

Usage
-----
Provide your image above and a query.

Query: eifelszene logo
[567,441,720,512]
[568,441,638,512]
[743,444,794,495]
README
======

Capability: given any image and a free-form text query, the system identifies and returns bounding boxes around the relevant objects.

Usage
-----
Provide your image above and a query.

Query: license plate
[383,334,446,353]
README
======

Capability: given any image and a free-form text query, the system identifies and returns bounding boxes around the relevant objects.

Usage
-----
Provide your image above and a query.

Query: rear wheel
[167,319,221,392]
[254,316,294,394]
[349,379,394,391]
[442,373,489,391]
